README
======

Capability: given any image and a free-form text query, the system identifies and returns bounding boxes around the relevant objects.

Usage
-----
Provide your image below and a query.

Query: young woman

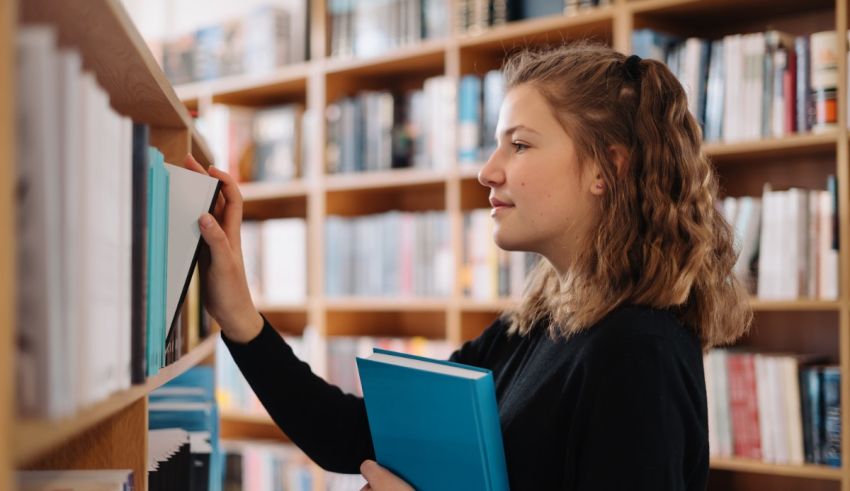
[187,42,752,490]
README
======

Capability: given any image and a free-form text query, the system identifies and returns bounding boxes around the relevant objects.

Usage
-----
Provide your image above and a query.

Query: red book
[727,352,762,459]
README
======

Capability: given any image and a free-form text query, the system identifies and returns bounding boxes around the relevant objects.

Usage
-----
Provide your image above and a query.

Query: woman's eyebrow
[496,124,541,141]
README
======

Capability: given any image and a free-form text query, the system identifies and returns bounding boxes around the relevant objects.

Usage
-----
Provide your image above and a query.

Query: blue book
[822,366,841,467]
[146,148,169,376]
[356,349,509,491]
[458,75,482,163]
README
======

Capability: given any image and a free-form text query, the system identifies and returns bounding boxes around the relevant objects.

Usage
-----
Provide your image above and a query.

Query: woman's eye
[511,141,529,153]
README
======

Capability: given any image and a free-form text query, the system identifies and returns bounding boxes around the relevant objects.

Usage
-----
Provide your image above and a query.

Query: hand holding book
[184,154,264,344]
[360,460,415,491]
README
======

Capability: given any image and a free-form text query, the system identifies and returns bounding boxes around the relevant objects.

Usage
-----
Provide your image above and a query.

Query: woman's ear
[607,144,630,177]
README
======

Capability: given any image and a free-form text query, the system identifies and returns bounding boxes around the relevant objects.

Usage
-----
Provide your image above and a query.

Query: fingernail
[200,214,213,229]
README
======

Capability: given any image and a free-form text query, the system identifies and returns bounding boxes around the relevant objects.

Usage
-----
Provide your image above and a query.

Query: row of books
[705,349,840,466]
[328,0,450,58]
[326,75,456,174]
[150,366,223,491]
[221,440,370,491]
[216,328,456,414]
[16,26,219,419]
[633,29,839,142]
[718,181,839,300]
[325,211,453,297]
[242,219,307,305]
[16,26,133,418]
[462,210,538,300]
[196,104,312,183]
[459,71,504,164]
[457,0,610,34]
[159,4,308,85]
[222,441,315,491]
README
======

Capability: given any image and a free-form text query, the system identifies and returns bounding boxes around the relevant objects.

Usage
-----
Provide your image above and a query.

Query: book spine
[473,375,510,491]
[131,123,149,384]
[822,367,841,467]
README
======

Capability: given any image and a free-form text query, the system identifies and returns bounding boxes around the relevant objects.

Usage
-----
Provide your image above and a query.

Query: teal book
[146,147,169,376]
[356,349,509,491]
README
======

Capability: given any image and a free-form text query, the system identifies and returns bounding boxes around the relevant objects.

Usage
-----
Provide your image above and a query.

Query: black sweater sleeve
[222,319,375,473]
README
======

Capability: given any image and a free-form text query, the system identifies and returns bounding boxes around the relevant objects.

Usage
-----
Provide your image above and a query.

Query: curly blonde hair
[501,42,751,349]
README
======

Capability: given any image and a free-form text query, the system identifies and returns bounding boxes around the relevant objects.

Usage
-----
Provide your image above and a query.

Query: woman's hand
[183,154,263,343]
[360,460,414,491]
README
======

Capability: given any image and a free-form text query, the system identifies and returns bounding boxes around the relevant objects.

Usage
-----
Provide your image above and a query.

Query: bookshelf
[175,0,850,490]
[3,0,218,490]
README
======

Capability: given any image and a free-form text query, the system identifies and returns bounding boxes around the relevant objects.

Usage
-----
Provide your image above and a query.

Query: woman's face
[478,84,602,274]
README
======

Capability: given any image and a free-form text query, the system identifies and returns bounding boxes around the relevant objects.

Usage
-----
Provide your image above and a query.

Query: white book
[766,355,789,463]
[722,34,742,142]
[15,27,64,419]
[57,48,84,417]
[818,190,839,299]
[261,218,307,303]
[164,163,222,337]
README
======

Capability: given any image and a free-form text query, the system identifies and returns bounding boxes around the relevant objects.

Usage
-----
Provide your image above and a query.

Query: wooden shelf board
[325,39,448,77]
[629,0,834,18]
[220,411,276,426]
[749,299,843,311]
[704,133,838,160]
[176,63,310,106]
[14,335,217,465]
[324,168,448,192]
[458,7,614,50]
[324,297,450,312]
[709,457,843,480]
[459,298,518,312]
[20,0,213,164]
[240,180,311,202]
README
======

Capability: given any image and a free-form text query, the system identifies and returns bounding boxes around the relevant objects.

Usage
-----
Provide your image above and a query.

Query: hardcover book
[357,349,509,491]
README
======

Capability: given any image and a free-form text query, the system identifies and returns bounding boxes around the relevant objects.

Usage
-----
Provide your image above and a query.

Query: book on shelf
[328,0,450,58]
[196,103,307,183]
[324,211,453,298]
[718,180,838,300]
[160,3,308,85]
[357,349,509,491]
[463,210,537,299]
[17,470,134,491]
[241,218,307,305]
[221,440,315,491]
[149,366,222,491]
[705,349,840,467]
[632,28,842,141]
[326,75,456,174]
[148,429,194,491]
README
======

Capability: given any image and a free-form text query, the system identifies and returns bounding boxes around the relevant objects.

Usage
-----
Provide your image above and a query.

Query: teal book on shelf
[356,349,509,491]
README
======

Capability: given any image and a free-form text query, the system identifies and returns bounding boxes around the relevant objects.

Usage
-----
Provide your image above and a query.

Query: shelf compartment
[220,411,289,443]
[256,302,310,336]
[14,334,217,466]
[325,39,448,78]
[176,62,310,109]
[709,457,842,481]
[459,8,614,52]
[705,133,838,162]
[325,173,446,216]
[325,301,448,339]
[19,0,213,165]
[241,181,310,220]
[629,0,834,22]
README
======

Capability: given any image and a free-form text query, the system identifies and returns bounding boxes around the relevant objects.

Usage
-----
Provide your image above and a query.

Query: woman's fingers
[208,166,244,246]
[183,154,208,175]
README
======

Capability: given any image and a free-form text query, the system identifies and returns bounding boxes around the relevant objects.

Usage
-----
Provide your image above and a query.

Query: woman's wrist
[221,307,265,344]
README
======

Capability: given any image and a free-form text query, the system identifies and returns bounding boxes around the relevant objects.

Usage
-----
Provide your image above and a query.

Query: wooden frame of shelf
[6,0,219,489]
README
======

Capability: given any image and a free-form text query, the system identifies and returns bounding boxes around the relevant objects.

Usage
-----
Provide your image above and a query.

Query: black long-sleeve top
[223,304,709,490]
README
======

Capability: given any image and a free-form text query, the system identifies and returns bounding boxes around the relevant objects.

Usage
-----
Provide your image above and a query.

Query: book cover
[163,164,222,345]
[357,349,509,491]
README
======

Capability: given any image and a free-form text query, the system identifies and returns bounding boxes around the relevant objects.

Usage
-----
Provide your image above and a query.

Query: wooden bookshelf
[219,411,291,443]
[173,1,850,488]
[5,0,219,489]
[14,335,217,466]
[0,0,14,489]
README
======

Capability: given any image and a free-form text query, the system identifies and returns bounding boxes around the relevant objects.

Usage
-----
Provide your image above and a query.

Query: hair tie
[624,54,642,81]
